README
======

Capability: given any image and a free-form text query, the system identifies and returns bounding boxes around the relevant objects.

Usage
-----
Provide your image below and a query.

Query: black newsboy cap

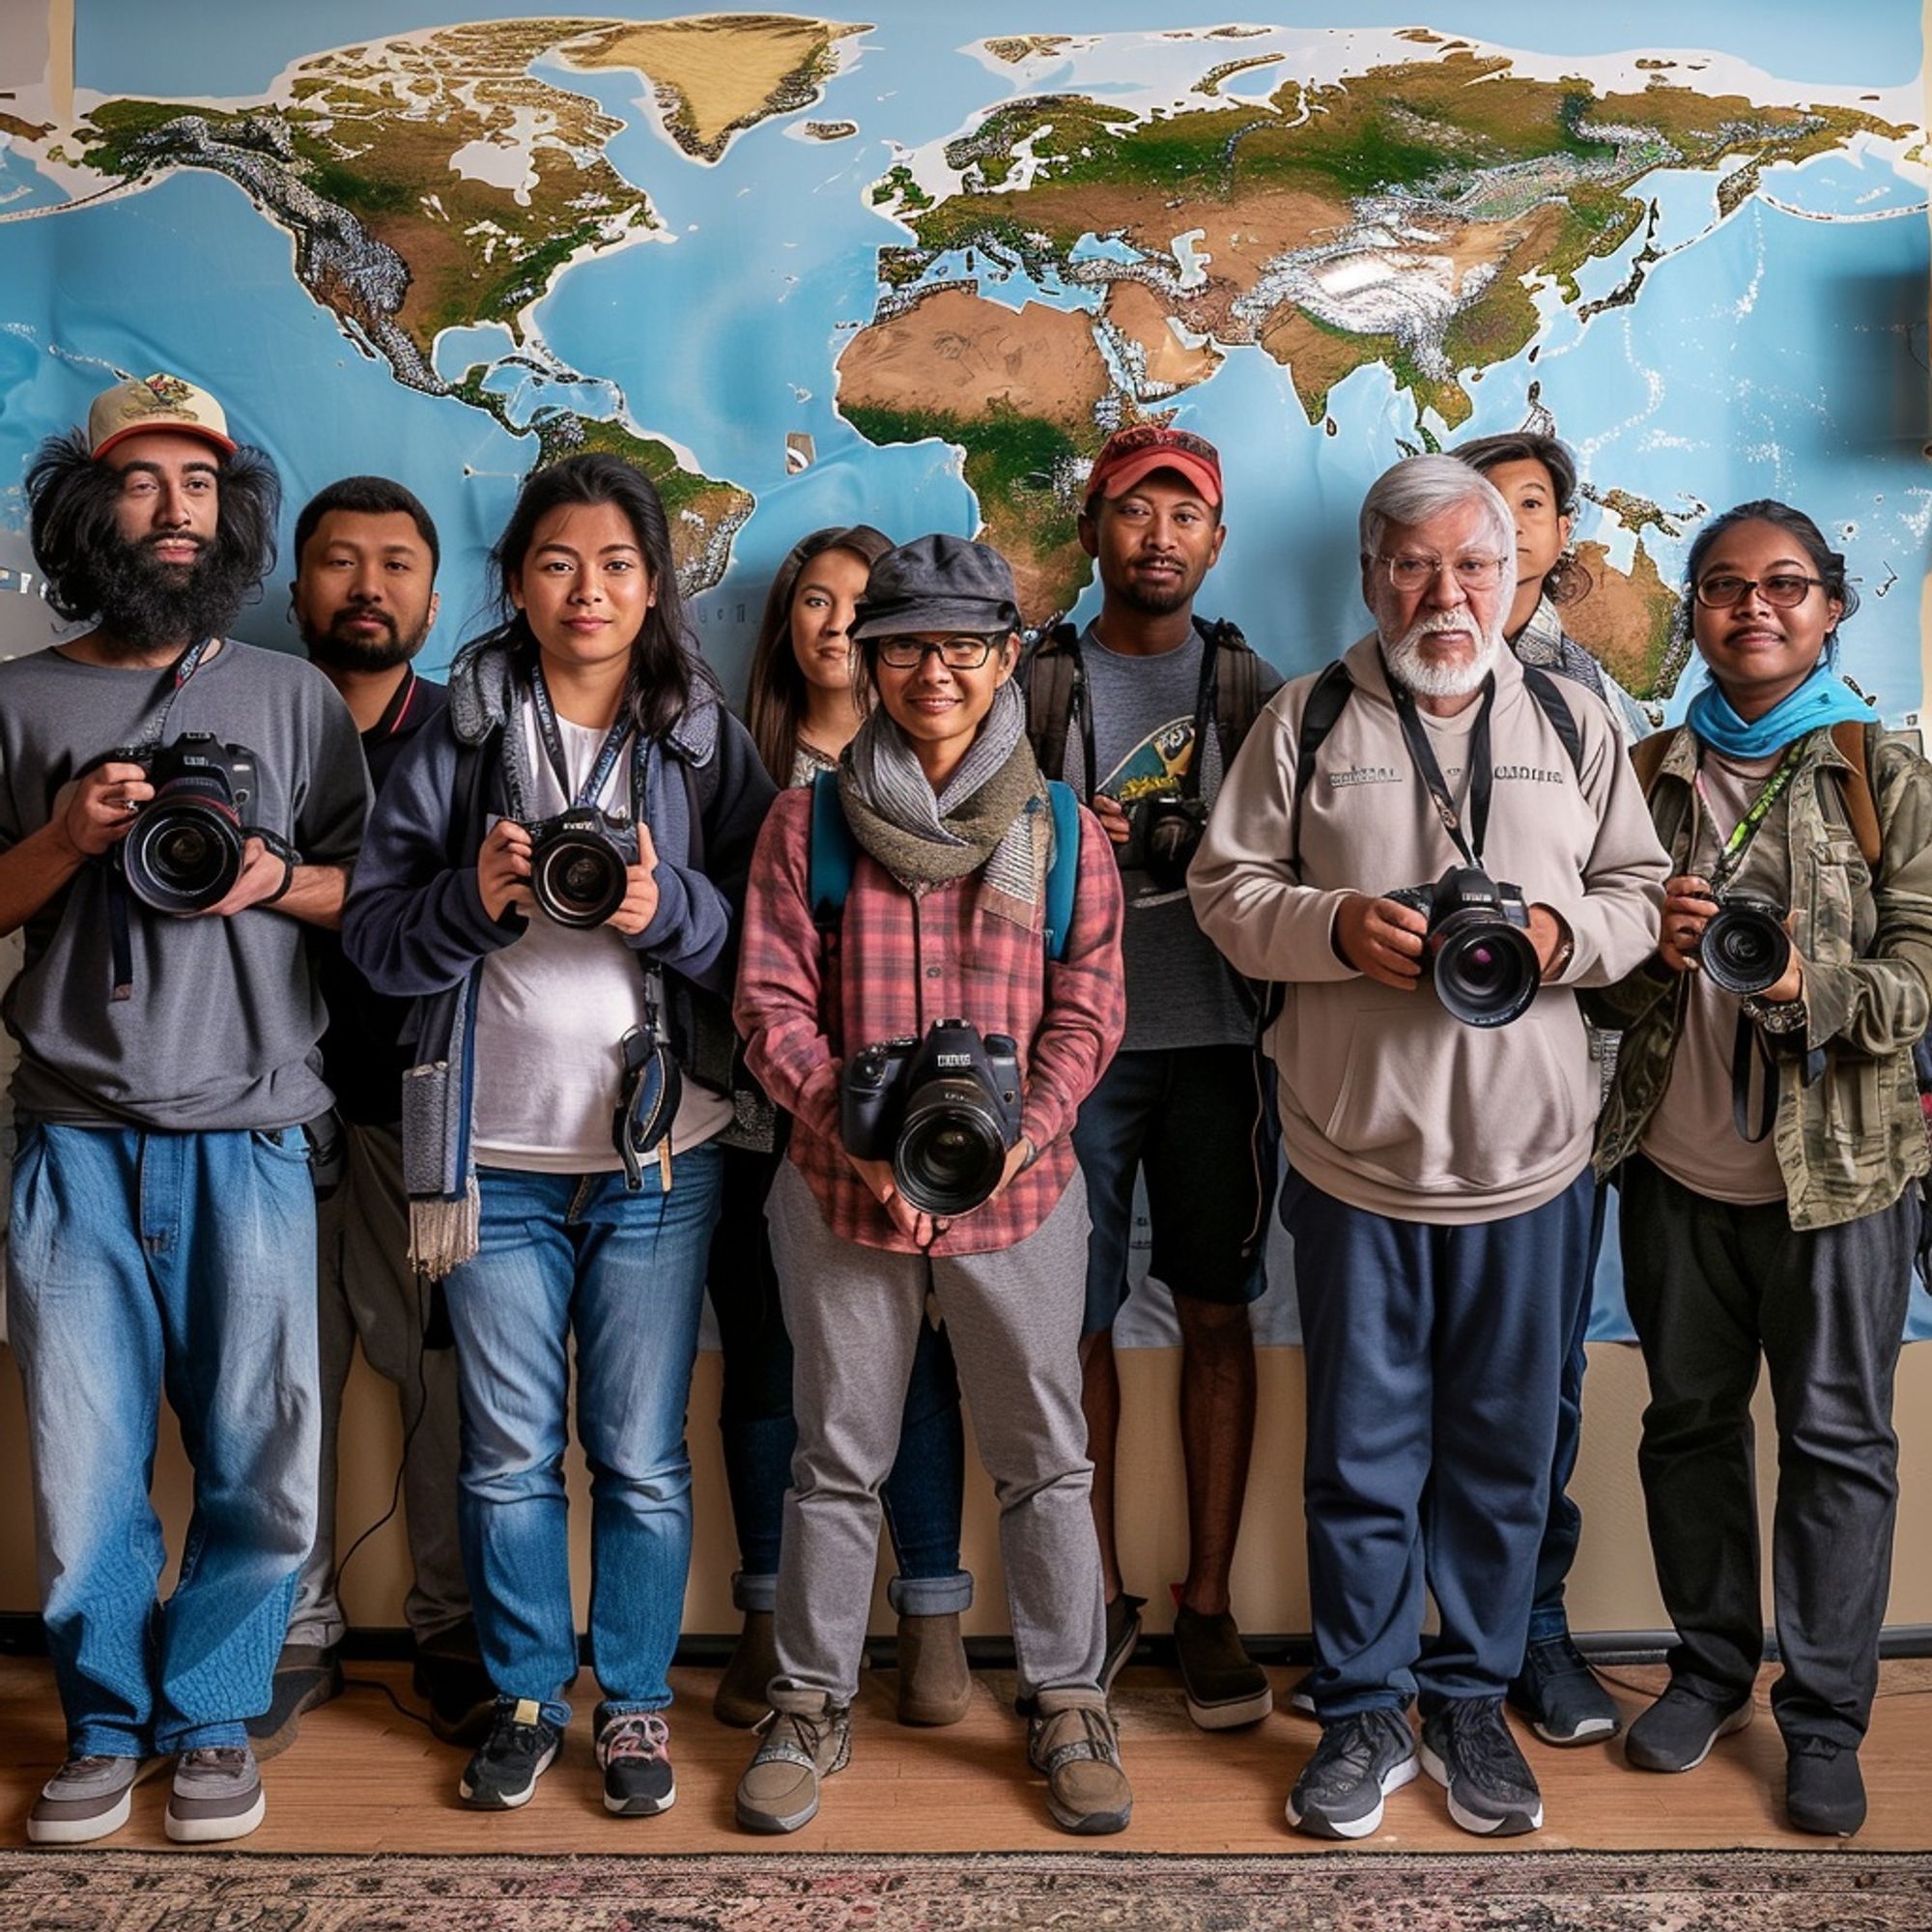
[850,533,1021,640]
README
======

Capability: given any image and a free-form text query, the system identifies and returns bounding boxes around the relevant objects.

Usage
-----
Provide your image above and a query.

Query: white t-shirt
[471,699,732,1173]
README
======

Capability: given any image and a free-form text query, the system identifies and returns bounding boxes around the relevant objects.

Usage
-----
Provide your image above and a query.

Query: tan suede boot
[895,1612,973,1726]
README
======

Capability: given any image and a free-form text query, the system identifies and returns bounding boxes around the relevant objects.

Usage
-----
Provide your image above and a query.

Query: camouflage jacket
[1588,722,1932,1229]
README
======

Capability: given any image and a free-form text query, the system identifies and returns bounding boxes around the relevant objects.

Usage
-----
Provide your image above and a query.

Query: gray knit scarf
[838,679,1051,925]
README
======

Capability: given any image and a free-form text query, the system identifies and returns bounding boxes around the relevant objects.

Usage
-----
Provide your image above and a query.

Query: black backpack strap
[1020,623,1085,794]
[1292,660,1355,819]
[1520,663,1585,781]
[1200,617,1264,771]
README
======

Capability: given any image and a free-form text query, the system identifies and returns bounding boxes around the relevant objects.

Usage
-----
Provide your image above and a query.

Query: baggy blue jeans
[6,1120,320,1756]
[442,1150,723,1729]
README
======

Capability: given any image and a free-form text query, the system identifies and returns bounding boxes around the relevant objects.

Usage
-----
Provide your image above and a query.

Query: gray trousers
[767,1160,1105,1705]
[1620,1155,1916,1748]
[288,1121,469,1649]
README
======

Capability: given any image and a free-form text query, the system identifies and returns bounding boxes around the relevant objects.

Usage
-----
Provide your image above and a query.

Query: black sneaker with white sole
[1286,1709,1418,1839]
[459,1698,562,1810]
[595,1706,675,1816]
[1508,1633,1622,1746]
[1624,1681,1752,1773]
[1420,1696,1544,1835]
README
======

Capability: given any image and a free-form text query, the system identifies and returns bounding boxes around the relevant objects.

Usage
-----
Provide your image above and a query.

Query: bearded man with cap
[0,376,368,1845]
[1022,424,1283,1726]
[1189,454,1666,1841]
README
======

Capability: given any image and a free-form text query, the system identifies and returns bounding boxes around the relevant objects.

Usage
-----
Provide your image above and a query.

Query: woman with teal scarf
[1588,500,1932,1841]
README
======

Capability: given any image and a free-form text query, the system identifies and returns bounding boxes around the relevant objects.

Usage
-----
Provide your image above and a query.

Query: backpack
[1023,617,1265,801]
[806,769,1084,962]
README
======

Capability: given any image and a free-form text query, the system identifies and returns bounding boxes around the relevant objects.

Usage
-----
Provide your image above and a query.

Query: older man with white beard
[1189,456,1667,1843]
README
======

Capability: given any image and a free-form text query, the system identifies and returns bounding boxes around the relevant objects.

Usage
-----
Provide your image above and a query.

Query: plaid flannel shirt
[735,784,1125,1256]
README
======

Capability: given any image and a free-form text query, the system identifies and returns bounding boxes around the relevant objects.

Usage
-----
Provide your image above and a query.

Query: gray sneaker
[164,1746,266,1843]
[27,1754,143,1845]
[734,1693,851,1833]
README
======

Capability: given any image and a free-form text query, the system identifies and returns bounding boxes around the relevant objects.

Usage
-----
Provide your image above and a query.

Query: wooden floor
[2,1656,1926,1855]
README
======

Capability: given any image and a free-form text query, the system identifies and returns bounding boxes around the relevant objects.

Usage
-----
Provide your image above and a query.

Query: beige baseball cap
[87,372,238,461]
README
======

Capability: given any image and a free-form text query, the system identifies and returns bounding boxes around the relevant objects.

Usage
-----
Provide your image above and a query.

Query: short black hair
[1450,431,1579,516]
[293,474,440,576]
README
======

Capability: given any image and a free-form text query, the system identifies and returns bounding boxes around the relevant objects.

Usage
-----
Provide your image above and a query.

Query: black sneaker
[1508,1634,1622,1746]
[595,1707,675,1817]
[1099,1592,1146,1695]
[1420,1697,1544,1835]
[1785,1735,1866,1837]
[1624,1681,1752,1773]
[459,1699,562,1810]
[1173,1606,1273,1729]
[1287,1709,1418,1839]
[245,1641,344,1760]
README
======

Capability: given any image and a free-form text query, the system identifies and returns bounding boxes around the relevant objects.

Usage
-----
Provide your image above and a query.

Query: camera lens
[122,794,244,914]
[1431,911,1540,1028]
[1699,899,1791,997]
[894,1077,1009,1215]
[532,836,626,928]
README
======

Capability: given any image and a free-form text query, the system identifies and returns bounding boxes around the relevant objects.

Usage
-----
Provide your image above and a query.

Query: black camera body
[839,1017,1024,1216]
[1694,891,1791,997]
[112,732,259,915]
[526,807,639,928]
[1119,792,1210,894]
[1385,865,1540,1029]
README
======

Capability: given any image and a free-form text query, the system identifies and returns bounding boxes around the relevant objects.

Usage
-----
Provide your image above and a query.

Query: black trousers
[1619,1155,1916,1747]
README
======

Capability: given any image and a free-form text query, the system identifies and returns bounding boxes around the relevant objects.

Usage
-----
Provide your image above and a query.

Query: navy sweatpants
[1281,1166,1596,1719]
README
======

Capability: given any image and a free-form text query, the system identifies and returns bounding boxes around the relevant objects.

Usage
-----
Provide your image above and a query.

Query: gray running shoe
[1420,1697,1544,1835]
[734,1693,851,1834]
[1287,1710,1418,1839]
[164,1745,266,1843]
[27,1754,143,1845]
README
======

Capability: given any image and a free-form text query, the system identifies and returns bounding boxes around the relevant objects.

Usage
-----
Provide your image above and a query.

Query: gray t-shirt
[1067,622,1283,1052]
[0,640,369,1130]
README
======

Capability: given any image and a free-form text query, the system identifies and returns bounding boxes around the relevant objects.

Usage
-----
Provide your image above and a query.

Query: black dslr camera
[1119,791,1210,894]
[1385,865,1540,1029]
[1693,891,1791,997]
[840,1018,1025,1216]
[111,732,260,915]
[526,808,639,928]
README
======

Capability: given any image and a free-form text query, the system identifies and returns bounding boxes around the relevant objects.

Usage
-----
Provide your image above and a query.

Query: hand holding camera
[1665,874,1802,1002]
[1119,791,1211,894]
[478,819,534,923]
[51,760,153,862]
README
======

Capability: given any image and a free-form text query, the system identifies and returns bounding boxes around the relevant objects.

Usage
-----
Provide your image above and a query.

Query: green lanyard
[1693,738,1806,893]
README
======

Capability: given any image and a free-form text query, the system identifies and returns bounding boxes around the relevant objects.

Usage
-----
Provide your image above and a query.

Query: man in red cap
[1023,423,1282,1730]
[0,375,368,1847]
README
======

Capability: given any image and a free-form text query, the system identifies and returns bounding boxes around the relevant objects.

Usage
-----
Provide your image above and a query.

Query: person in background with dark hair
[1445,429,1640,1751]
[249,479,493,1757]
[711,525,974,1730]
[1589,501,1932,1837]
[343,453,776,1819]
[2,375,368,1845]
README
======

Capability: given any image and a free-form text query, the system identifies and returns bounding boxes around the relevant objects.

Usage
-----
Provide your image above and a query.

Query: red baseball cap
[1085,424,1222,509]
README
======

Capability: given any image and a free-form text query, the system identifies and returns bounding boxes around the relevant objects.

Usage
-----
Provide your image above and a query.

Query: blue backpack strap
[1042,780,1081,963]
[807,769,856,925]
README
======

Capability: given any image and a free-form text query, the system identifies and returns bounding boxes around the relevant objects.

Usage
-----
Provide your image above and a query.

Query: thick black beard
[300,611,429,675]
[1111,575,1197,618]
[89,535,258,654]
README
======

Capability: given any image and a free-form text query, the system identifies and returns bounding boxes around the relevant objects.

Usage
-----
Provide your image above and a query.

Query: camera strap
[104,637,217,1003]
[1693,740,1806,895]
[527,663,634,813]
[1386,672,1496,870]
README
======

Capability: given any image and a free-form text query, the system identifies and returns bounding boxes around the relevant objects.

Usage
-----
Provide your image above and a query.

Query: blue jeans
[7,1121,320,1756]
[443,1151,723,1729]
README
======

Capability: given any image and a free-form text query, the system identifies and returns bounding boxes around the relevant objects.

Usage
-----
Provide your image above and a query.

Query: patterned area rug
[1,1849,1928,1931]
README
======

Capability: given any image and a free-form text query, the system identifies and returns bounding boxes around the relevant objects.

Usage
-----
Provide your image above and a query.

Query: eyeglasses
[1693,572,1828,610]
[874,635,1004,670]
[1375,553,1509,593]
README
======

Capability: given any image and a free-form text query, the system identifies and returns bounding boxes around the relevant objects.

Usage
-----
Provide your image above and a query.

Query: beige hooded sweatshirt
[1189,633,1668,1223]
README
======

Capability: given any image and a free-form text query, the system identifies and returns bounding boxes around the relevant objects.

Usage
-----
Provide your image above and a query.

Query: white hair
[1359,454,1516,568]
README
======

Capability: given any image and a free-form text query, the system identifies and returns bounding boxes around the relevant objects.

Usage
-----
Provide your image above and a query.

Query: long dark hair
[26,426,281,635]
[459,452,716,739]
[744,524,893,783]
[1451,430,1593,606]
[1684,500,1859,659]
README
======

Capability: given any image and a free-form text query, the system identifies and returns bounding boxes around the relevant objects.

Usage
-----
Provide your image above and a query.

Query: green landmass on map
[840,44,1905,629]
[33,15,849,589]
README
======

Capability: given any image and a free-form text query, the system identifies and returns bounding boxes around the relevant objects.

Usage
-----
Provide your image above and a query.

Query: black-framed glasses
[1693,572,1827,610]
[874,634,1003,670]
[1375,553,1508,593]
